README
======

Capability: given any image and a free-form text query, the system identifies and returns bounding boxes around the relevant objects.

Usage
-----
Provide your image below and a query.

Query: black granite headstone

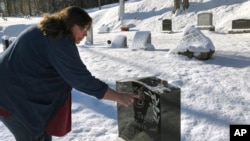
[116,76,181,141]
[162,19,172,31]
[232,19,250,29]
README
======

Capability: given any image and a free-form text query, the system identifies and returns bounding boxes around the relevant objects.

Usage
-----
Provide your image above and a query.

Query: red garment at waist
[0,108,11,117]
[0,95,72,136]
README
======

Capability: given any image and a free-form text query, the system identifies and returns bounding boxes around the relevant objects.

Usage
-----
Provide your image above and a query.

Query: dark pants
[0,116,52,141]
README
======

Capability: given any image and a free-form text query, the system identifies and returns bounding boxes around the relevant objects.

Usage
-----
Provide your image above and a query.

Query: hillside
[88,0,250,33]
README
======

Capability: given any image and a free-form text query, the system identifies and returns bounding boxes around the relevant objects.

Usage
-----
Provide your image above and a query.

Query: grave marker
[162,19,172,32]
[110,35,127,48]
[197,12,215,31]
[131,31,154,51]
[232,19,250,29]
[229,19,250,34]
[116,76,181,141]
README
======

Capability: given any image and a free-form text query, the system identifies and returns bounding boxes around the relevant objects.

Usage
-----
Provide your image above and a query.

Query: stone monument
[110,35,127,48]
[197,12,215,31]
[131,31,155,51]
[116,76,181,141]
[228,19,250,34]
[162,19,172,32]
[169,25,215,60]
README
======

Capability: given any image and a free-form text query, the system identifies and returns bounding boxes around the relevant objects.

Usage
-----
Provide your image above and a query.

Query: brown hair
[38,6,92,40]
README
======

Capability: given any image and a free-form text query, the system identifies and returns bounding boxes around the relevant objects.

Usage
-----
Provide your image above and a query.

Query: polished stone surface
[116,76,181,141]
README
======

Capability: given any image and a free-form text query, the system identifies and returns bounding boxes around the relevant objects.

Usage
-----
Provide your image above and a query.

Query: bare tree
[173,0,180,14]
[183,0,189,10]
[98,0,101,10]
[28,0,32,15]
[6,0,13,16]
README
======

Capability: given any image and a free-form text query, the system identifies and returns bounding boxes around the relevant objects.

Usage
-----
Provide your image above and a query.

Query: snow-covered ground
[0,0,250,140]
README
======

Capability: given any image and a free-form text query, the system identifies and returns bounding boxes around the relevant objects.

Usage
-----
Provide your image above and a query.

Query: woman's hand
[116,92,139,107]
[103,88,139,107]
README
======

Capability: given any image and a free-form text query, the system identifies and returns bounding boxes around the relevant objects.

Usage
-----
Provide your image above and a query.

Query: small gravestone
[162,19,172,32]
[2,36,9,50]
[85,26,93,45]
[131,31,155,51]
[110,35,127,48]
[232,19,250,29]
[228,19,250,34]
[197,12,215,31]
[116,76,181,141]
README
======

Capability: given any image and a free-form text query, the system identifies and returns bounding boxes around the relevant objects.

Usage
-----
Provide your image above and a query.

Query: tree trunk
[19,0,23,15]
[28,0,32,15]
[173,0,181,14]
[98,0,101,10]
[183,0,189,10]
[173,0,189,14]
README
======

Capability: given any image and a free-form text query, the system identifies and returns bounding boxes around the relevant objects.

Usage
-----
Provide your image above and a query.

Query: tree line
[0,0,119,17]
[0,0,189,17]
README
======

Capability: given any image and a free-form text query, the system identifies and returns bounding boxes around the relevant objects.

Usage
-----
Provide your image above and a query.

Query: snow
[1,0,250,140]
[170,25,215,54]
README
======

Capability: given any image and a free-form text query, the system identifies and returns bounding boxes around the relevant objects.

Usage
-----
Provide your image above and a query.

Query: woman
[0,6,138,141]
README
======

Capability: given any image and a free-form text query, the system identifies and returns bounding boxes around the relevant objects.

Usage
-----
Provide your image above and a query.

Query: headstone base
[228,29,250,34]
[197,25,215,31]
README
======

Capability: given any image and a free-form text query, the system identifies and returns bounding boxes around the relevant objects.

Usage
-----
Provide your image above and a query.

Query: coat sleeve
[48,37,108,99]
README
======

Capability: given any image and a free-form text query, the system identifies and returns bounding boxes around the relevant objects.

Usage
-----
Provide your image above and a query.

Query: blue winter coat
[0,25,108,136]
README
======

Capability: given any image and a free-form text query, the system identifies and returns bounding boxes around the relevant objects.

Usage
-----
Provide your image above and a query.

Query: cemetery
[0,0,250,141]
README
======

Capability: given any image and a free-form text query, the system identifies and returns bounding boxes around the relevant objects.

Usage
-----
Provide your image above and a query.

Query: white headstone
[197,12,215,31]
[131,31,155,51]
[110,35,127,48]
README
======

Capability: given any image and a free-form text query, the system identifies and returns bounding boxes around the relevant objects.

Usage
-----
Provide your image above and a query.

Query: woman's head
[38,6,92,43]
